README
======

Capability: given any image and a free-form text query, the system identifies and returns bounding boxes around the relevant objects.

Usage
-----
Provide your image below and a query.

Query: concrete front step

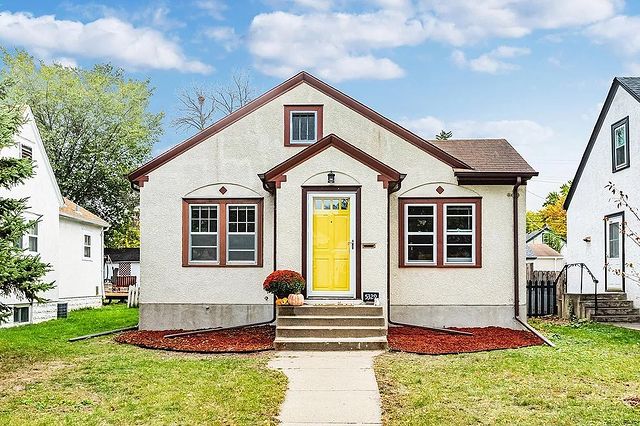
[573,293,628,301]
[591,314,640,322]
[581,300,635,309]
[585,307,640,317]
[274,336,388,351]
[277,305,383,317]
[277,315,386,327]
[277,325,387,339]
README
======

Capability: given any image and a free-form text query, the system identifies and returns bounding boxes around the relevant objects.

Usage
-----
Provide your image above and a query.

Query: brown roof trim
[453,170,538,185]
[564,78,638,210]
[128,71,470,182]
[260,133,403,189]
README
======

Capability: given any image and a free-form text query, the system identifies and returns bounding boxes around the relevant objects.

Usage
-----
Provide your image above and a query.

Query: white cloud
[195,0,227,20]
[452,45,530,74]
[586,15,640,56]
[0,11,212,74]
[204,26,241,51]
[248,9,424,81]
[292,0,333,11]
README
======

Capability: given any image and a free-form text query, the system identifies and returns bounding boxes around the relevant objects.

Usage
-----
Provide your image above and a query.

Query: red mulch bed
[388,326,544,355]
[115,325,275,353]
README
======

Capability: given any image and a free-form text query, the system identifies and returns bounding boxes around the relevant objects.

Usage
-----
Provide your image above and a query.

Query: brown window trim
[284,105,323,146]
[399,197,482,268]
[182,198,263,267]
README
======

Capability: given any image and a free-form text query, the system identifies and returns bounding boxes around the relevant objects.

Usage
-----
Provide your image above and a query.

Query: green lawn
[375,320,640,425]
[0,305,286,425]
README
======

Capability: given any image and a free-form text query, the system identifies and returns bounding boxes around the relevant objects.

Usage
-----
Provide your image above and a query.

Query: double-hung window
[444,204,475,264]
[26,222,38,253]
[400,198,481,267]
[189,205,219,262]
[611,117,630,172]
[184,199,262,266]
[83,235,92,259]
[404,204,436,264]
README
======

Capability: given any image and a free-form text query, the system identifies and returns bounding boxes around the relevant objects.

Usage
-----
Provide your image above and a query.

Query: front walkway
[269,351,383,425]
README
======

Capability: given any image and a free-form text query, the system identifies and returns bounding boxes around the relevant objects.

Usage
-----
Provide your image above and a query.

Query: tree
[525,181,571,251]
[436,130,453,140]
[0,49,163,247]
[171,70,256,132]
[0,79,53,322]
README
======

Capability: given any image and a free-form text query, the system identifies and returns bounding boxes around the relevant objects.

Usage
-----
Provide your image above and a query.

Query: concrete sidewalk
[269,351,383,425]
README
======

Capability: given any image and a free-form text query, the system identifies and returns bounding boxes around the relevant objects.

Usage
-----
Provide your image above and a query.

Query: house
[0,107,109,327]
[526,243,564,272]
[564,77,640,321]
[526,225,566,255]
[128,72,538,334]
[105,248,140,286]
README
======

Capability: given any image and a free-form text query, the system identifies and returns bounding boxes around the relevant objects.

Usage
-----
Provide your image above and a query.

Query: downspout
[386,177,471,336]
[511,177,555,347]
[165,187,277,339]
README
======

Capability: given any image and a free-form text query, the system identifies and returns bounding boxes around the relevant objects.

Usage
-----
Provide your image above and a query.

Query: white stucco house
[1,107,109,327]
[129,72,538,334]
[565,77,640,320]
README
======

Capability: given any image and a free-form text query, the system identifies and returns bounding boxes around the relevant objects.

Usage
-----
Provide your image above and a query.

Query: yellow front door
[312,197,351,293]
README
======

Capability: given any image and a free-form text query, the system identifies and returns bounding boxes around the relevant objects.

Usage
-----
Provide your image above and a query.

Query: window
[183,199,263,267]
[26,222,38,253]
[13,306,29,324]
[608,221,620,258]
[399,198,481,267]
[284,105,323,146]
[20,144,33,160]
[227,205,257,263]
[189,205,218,262]
[404,204,436,264]
[611,117,630,172]
[445,204,475,264]
[83,234,92,258]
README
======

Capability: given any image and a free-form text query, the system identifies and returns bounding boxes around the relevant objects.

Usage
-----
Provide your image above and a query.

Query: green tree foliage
[0,49,163,247]
[0,79,53,322]
[526,181,571,251]
[435,130,453,140]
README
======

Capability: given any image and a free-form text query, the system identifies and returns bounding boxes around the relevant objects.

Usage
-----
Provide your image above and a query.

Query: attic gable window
[611,117,630,172]
[20,144,33,160]
[284,105,323,146]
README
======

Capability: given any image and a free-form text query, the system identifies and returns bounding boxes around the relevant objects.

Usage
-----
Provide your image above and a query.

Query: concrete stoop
[575,293,640,322]
[274,305,388,351]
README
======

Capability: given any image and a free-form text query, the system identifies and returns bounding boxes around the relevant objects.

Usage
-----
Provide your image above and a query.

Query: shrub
[263,270,305,297]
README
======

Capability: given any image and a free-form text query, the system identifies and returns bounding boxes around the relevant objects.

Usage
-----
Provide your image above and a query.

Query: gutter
[511,176,555,347]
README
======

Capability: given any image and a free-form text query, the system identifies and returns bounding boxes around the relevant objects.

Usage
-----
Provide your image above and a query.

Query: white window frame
[289,110,318,145]
[13,305,30,324]
[444,203,475,265]
[188,204,219,264]
[404,203,437,265]
[26,222,38,254]
[83,234,92,259]
[226,203,258,265]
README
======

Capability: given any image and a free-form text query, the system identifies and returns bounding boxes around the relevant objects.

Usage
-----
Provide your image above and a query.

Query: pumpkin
[288,293,304,306]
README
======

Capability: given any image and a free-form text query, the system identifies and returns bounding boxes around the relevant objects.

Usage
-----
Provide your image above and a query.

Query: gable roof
[259,133,404,191]
[129,71,472,184]
[525,244,537,260]
[60,198,109,228]
[564,77,640,209]
[105,248,140,262]
[528,243,562,258]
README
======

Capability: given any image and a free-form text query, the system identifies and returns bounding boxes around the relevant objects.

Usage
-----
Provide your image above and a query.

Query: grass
[0,305,287,425]
[375,320,640,425]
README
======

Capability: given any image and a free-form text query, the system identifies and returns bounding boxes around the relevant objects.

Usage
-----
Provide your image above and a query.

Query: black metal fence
[527,270,558,317]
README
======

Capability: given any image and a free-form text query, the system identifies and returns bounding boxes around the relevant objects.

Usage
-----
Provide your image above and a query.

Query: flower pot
[288,293,304,306]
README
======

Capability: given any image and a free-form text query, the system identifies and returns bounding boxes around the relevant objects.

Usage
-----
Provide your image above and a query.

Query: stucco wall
[139,81,528,329]
[567,85,640,307]
[57,217,104,300]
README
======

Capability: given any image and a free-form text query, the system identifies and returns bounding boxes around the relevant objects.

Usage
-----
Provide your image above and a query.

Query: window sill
[399,263,481,268]
[612,164,630,173]
[182,262,263,268]
[287,140,316,146]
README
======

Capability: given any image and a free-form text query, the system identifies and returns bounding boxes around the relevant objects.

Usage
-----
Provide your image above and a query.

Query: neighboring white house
[0,107,109,327]
[129,72,538,332]
[565,77,640,312]
[526,225,566,256]
[526,243,564,272]
[105,248,140,285]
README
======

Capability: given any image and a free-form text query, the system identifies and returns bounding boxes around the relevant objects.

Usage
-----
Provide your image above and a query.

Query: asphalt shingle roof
[105,248,140,262]
[617,77,640,99]
[430,139,536,174]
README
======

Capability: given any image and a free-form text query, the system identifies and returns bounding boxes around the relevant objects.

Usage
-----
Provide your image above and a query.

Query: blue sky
[1,0,639,209]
